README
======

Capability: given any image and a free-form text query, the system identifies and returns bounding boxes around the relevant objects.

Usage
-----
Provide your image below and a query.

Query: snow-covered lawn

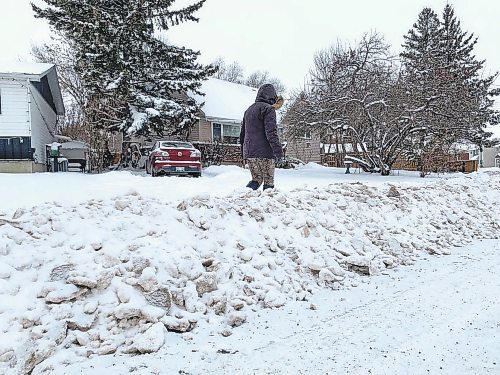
[0,165,499,374]
[0,164,441,214]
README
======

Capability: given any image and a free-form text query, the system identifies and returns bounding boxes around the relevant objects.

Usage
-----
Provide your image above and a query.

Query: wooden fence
[323,153,478,173]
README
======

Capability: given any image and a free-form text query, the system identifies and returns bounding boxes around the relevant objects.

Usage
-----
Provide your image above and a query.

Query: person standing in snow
[240,84,284,190]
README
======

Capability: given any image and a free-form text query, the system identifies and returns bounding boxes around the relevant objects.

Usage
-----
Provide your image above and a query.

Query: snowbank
[0,171,499,374]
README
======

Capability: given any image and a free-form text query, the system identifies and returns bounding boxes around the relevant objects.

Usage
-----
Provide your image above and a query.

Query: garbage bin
[46,142,63,172]
[49,147,59,157]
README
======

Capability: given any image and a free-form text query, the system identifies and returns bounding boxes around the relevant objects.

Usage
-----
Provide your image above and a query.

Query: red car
[145,141,202,177]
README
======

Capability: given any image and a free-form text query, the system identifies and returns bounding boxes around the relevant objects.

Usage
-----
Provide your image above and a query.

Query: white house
[466,125,500,168]
[0,62,65,173]
[482,125,500,168]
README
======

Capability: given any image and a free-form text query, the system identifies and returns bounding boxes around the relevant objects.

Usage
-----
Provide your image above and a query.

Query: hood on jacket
[255,84,278,105]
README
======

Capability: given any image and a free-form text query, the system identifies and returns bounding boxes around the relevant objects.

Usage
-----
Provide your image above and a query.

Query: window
[212,123,241,144]
[212,123,222,141]
[223,124,240,144]
[160,141,193,149]
[302,130,312,140]
[0,137,32,160]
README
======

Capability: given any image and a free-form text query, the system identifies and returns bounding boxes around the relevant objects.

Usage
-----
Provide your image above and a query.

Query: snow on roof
[189,78,257,122]
[61,141,89,149]
[451,142,478,151]
[0,62,54,76]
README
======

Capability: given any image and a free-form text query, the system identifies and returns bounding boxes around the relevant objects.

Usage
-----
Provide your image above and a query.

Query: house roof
[0,62,65,115]
[61,141,89,150]
[189,78,257,123]
[0,62,54,77]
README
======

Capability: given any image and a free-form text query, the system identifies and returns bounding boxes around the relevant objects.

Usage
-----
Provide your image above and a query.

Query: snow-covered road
[52,240,500,375]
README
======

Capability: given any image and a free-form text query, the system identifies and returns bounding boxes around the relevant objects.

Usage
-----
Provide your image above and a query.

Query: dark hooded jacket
[240,84,283,159]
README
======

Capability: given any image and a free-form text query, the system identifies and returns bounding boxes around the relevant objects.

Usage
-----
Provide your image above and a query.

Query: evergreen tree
[32,0,216,136]
[439,4,499,144]
[400,8,445,174]
[401,8,442,76]
[401,5,499,153]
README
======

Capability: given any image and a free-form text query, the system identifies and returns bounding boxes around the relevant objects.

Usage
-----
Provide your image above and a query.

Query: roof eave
[45,66,65,115]
[0,72,43,81]
[0,64,54,81]
[204,116,242,125]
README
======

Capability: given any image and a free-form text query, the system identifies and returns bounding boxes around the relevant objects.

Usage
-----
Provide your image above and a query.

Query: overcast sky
[1,0,499,93]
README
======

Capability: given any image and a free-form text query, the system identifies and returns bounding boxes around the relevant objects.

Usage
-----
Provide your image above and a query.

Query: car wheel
[151,167,157,177]
[193,172,201,178]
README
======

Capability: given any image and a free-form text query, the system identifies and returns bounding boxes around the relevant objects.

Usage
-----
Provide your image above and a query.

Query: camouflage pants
[247,158,275,187]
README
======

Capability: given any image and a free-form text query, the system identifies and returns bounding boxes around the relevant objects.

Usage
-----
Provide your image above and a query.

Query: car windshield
[160,141,193,149]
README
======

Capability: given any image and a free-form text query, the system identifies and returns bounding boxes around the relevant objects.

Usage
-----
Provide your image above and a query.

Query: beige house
[281,127,321,164]
[125,78,257,165]
[130,79,322,166]
[187,78,257,146]
[278,96,321,164]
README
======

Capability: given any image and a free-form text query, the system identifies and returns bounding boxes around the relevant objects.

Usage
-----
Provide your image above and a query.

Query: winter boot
[262,184,274,190]
[246,180,260,190]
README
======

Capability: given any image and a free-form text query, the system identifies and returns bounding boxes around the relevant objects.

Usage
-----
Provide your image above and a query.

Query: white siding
[482,146,500,168]
[29,83,56,164]
[0,79,30,136]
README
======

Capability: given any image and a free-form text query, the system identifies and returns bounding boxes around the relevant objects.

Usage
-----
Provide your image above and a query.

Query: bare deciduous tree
[245,70,286,94]
[283,33,438,175]
[211,56,245,83]
[211,57,286,93]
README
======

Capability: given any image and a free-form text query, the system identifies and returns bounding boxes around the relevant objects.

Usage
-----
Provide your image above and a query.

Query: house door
[495,158,500,168]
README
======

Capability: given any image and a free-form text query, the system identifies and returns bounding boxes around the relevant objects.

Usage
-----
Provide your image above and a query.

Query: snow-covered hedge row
[0,172,499,374]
